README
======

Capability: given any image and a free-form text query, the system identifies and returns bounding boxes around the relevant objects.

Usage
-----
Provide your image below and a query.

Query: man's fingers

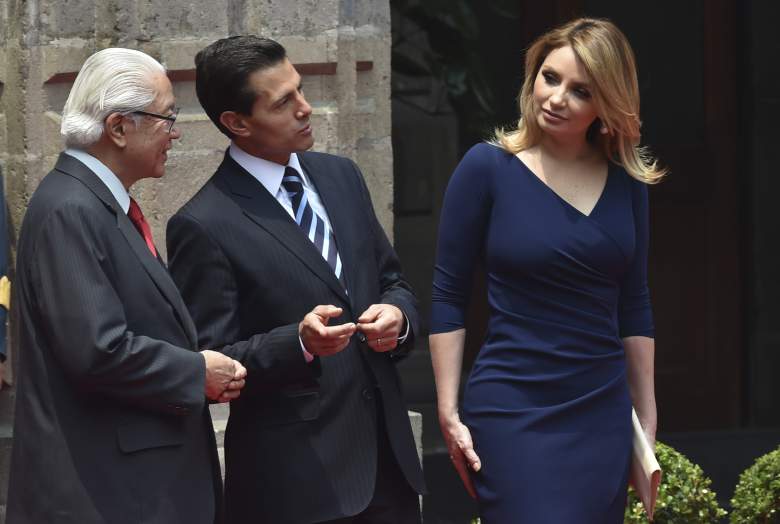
[356,319,384,337]
[322,322,357,338]
[366,336,398,353]
[308,322,355,343]
[302,313,355,339]
[357,304,382,323]
[232,361,247,380]
[311,305,343,321]
[225,379,245,391]
[217,389,241,403]
[357,317,398,340]
[306,332,353,357]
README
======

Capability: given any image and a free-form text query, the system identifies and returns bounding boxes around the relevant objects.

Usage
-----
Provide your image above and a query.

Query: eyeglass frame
[131,107,180,133]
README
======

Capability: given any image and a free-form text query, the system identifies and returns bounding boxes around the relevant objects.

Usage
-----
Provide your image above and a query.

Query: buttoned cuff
[299,336,315,363]
[397,312,410,345]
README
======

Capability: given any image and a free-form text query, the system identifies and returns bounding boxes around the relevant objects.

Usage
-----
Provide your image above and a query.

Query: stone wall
[0,0,394,256]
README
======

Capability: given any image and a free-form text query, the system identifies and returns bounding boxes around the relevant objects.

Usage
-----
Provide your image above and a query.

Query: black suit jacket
[7,154,222,524]
[167,150,425,524]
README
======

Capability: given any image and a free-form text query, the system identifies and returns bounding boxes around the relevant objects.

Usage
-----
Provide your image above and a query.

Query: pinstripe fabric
[167,150,425,524]
[8,153,222,524]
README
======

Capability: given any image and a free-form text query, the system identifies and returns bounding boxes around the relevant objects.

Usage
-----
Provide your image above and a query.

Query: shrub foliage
[730,446,780,524]
[625,442,727,523]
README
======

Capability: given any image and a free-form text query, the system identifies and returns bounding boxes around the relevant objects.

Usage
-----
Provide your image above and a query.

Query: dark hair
[195,35,287,137]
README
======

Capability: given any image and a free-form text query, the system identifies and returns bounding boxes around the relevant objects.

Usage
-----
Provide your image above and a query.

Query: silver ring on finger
[377,337,382,344]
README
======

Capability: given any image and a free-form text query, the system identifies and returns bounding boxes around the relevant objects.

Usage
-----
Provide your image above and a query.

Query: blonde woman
[429,18,664,523]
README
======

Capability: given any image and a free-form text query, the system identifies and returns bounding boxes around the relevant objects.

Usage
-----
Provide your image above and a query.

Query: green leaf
[625,442,727,523]
[730,446,780,523]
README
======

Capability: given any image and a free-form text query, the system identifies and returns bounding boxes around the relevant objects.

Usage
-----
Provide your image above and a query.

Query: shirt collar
[64,148,131,213]
[229,142,305,196]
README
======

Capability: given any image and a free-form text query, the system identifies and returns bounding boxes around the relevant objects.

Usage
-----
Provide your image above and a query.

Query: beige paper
[0,275,9,310]
[630,408,661,520]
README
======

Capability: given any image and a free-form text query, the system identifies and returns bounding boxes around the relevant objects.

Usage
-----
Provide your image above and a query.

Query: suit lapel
[216,153,349,304]
[55,154,199,348]
[116,214,199,347]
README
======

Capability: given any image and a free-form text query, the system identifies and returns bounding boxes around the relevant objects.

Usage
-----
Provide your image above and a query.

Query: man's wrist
[396,311,410,344]
[298,335,315,363]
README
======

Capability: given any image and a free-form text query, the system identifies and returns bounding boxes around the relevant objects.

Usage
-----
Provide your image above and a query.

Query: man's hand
[201,350,247,403]
[299,305,356,357]
[356,304,404,353]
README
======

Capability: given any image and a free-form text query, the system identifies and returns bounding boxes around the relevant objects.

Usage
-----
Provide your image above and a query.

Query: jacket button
[357,332,367,344]
[361,387,374,400]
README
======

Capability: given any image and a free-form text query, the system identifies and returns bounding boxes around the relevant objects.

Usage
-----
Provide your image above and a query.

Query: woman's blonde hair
[493,18,666,183]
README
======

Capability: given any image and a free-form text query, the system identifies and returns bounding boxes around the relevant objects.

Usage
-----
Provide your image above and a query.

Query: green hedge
[469,443,780,523]
[730,446,780,523]
[625,442,727,523]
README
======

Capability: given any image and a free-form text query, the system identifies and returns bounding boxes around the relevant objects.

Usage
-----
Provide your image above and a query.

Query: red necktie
[127,197,158,257]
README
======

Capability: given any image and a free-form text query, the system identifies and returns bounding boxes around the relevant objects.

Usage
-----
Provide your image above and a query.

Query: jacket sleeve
[167,210,319,396]
[350,159,420,360]
[30,202,205,415]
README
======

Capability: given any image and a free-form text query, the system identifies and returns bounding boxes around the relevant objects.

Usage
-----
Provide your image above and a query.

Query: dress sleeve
[618,179,655,338]
[430,144,494,334]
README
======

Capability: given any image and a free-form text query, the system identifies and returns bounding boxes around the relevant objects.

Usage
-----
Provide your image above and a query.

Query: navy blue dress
[430,143,654,523]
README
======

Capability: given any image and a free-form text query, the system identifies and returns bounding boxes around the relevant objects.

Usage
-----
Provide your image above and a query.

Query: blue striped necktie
[282,167,347,290]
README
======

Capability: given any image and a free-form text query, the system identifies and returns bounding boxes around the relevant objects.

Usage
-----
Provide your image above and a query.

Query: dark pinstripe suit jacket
[167,150,426,524]
[7,153,222,524]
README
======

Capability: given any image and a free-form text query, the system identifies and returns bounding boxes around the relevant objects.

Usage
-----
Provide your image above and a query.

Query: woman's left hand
[440,412,482,499]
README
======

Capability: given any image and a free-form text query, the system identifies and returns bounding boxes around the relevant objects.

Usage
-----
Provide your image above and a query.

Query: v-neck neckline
[512,154,612,219]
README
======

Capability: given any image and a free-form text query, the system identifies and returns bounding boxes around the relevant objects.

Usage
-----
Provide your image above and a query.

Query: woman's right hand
[440,412,482,499]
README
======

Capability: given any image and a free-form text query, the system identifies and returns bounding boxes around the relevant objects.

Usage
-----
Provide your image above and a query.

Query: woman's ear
[219,111,250,137]
[104,112,128,148]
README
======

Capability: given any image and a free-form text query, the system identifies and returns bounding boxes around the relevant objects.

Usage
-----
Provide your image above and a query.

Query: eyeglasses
[132,107,180,133]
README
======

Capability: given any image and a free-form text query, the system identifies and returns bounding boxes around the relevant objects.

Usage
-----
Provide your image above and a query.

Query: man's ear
[104,113,128,148]
[220,111,251,138]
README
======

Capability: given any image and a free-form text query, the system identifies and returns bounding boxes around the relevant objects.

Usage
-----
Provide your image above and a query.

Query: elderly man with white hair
[6,47,245,524]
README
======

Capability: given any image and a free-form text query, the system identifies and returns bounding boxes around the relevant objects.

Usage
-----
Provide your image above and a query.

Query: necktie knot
[127,197,143,221]
[127,197,158,257]
[281,166,304,198]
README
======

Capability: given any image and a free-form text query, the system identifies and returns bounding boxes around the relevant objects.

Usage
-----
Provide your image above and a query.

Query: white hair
[61,48,166,149]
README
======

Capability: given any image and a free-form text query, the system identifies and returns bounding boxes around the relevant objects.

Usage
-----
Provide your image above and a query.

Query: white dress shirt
[229,143,334,230]
[65,148,130,213]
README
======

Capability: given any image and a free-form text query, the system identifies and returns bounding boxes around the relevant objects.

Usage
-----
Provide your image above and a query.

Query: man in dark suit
[166,36,425,523]
[7,48,247,524]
